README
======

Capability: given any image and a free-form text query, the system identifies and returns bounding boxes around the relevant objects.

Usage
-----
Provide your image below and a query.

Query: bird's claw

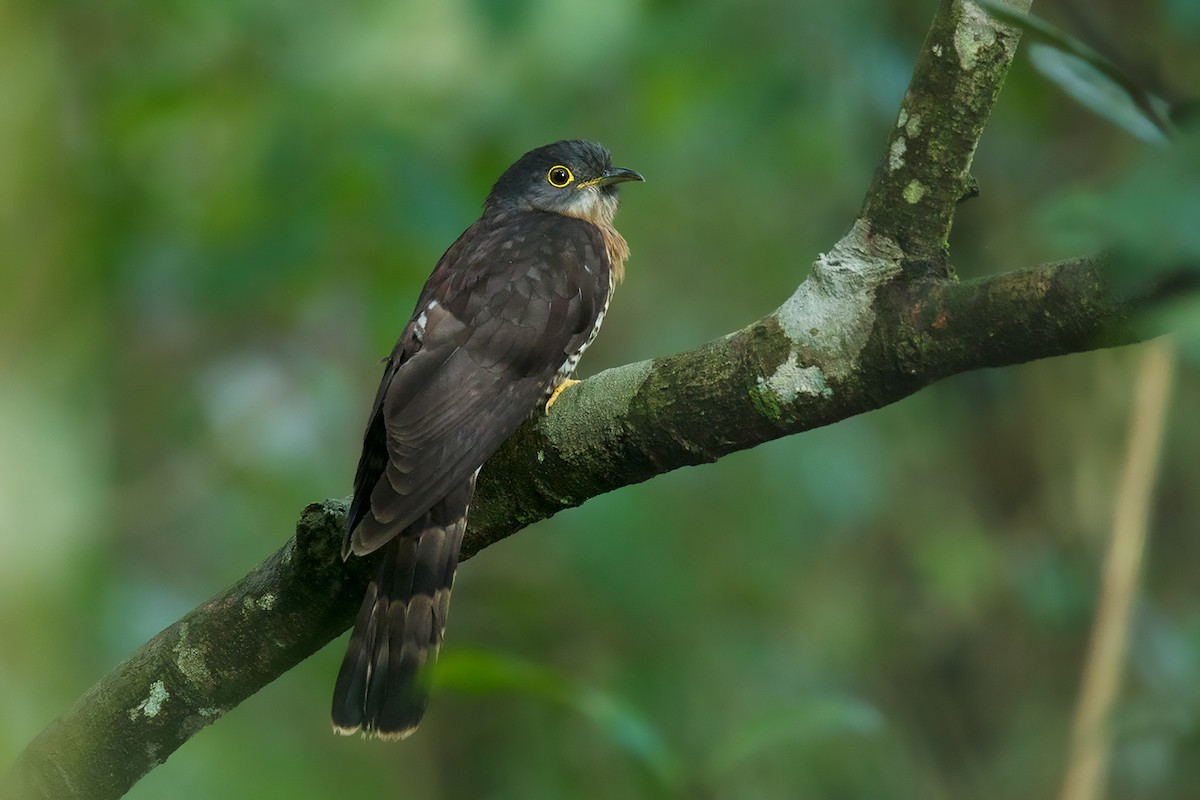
[544,379,581,414]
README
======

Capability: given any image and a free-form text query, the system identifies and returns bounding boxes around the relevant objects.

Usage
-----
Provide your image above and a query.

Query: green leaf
[1027,45,1171,145]
[435,650,683,789]
[569,687,682,789]
[976,0,1174,143]
[709,695,885,778]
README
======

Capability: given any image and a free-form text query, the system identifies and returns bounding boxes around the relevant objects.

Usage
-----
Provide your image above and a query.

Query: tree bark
[4,1,1186,798]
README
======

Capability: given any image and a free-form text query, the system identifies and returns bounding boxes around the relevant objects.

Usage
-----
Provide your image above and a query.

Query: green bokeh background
[2,0,1199,797]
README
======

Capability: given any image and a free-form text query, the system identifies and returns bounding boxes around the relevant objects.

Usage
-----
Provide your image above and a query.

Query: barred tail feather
[331,484,471,739]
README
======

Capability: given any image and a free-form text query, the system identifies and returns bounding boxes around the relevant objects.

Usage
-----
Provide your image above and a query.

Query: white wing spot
[414,301,438,344]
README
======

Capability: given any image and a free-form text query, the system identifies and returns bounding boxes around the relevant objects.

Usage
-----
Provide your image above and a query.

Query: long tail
[331,481,472,739]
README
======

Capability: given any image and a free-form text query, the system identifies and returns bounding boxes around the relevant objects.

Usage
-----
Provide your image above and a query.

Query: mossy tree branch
[5,2,1189,799]
[860,0,1032,275]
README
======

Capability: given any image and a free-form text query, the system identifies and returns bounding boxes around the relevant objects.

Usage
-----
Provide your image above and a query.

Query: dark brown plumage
[332,140,642,739]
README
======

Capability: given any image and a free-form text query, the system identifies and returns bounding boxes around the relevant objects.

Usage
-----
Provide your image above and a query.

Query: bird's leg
[544,379,581,414]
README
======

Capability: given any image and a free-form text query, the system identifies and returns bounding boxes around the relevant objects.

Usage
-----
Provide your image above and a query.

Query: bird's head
[484,140,644,225]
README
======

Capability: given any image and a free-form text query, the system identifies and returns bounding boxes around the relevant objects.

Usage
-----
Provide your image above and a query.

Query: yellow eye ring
[547,165,574,188]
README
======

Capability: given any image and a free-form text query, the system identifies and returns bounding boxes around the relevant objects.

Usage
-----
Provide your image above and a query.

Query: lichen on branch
[860,0,1032,272]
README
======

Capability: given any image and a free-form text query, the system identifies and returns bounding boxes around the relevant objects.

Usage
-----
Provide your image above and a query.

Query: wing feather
[347,210,610,555]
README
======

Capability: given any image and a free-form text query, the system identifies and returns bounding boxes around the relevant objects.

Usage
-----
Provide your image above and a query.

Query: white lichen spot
[129,680,169,721]
[536,450,545,463]
[174,623,212,686]
[931,43,943,57]
[954,1,998,71]
[770,219,904,395]
[896,108,908,128]
[903,180,927,204]
[888,137,907,172]
[760,358,832,403]
[257,593,276,611]
[905,113,922,137]
[198,706,223,718]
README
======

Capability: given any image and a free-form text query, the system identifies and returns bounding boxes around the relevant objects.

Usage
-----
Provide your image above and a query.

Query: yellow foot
[544,379,581,414]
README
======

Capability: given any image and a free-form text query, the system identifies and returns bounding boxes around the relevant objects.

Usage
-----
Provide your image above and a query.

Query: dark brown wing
[343,210,611,557]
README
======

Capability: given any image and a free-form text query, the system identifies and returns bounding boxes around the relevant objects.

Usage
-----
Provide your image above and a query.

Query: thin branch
[1059,340,1176,800]
[860,0,1032,274]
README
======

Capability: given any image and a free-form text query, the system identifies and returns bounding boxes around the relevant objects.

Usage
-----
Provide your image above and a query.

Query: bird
[331,140,643,739]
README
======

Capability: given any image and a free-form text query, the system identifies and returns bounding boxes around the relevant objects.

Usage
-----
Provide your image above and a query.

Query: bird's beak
[591,167,645,187]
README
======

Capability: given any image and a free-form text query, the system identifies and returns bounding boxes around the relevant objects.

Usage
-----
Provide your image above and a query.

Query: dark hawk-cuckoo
[332,140,643,739]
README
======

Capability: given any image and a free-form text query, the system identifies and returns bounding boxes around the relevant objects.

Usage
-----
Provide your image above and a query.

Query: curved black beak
[595,167,645,187]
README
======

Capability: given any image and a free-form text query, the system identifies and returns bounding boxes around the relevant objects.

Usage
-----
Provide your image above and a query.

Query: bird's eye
[547,165,574,188]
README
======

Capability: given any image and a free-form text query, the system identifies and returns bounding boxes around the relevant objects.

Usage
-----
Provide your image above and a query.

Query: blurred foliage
[2,0,1199,798]
[1039,127,1200,365]
[979,0,1177,144]
[988,0,1200,362]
